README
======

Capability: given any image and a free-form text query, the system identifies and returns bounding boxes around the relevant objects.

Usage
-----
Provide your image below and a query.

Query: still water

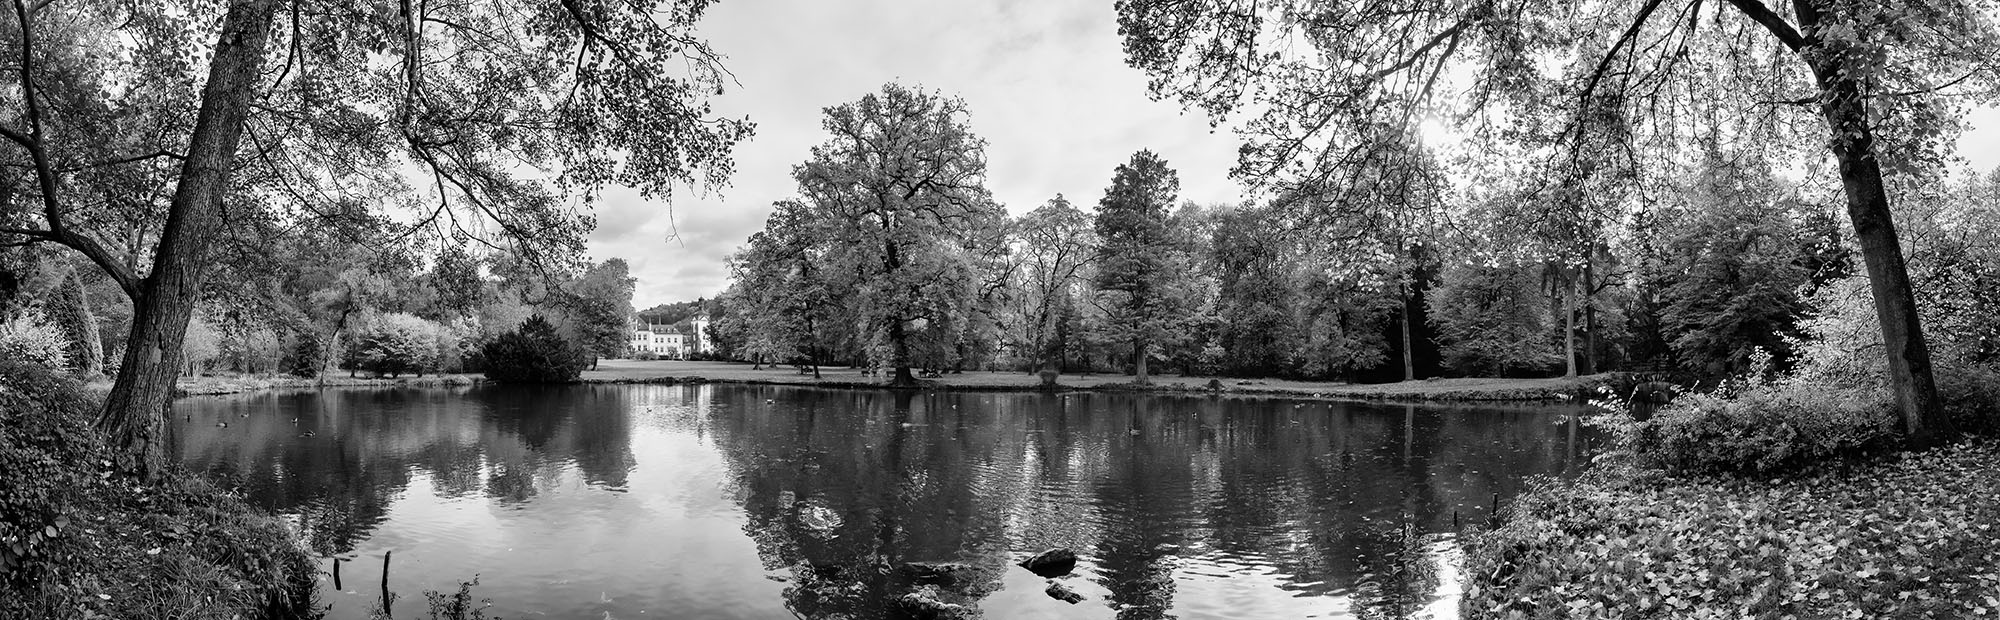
[173,384,1598,620]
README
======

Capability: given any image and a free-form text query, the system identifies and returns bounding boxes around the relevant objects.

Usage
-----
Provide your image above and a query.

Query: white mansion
[627,314,713,359]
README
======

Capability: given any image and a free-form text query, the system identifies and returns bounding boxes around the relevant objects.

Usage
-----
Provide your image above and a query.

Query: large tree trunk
[889,318,916,386]
[1562,273,1578,379]
[1132,337,1150,385]
[98,0,278,479]
[1400,283,1415,382]
[1583,257,1598,375]
[1812,61,1947,445]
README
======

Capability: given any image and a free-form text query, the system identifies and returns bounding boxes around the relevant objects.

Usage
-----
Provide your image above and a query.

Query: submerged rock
[896,585,973,620]
[1045,581,1086,604]
[900,561,975,590]
[1018,548,1078,578]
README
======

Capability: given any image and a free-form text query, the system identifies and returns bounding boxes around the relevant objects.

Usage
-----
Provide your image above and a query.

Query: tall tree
[1116,0,2000,444]
[1013,195,1095,374]
[0,0,751,476]
[563,258,636,368]
[727,199,837,375]
[792,83,1005,386]
[1093,150,1184,385]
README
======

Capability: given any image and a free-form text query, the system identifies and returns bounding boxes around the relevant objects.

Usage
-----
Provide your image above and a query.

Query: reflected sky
[174,385,1598,619]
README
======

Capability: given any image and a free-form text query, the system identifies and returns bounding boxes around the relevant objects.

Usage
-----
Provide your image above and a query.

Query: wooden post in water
[380,551,392,617]
[332,557,342,591]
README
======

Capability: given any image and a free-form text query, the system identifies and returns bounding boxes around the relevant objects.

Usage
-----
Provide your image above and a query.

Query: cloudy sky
[585,0,2000,309]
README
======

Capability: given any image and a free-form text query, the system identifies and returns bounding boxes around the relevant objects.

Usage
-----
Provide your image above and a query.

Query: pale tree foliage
[792,83,1006,386]
[1010,195,1094,373]
[726,199,835,375]
[1118,0,2000,444]
[0,0,751,476]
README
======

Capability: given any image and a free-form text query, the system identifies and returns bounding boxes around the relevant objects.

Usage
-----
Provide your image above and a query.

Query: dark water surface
[173,384,1598,619]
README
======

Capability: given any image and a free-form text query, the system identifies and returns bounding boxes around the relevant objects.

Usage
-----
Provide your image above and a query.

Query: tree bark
[1562,272,1578,379]
[1811,60,1947,445]
[1400,282,1415,382]
[1132,337,1151,385]
[98,0,278,479]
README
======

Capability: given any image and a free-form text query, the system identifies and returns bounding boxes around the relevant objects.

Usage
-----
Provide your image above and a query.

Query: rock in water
[896,585,972,620]
[900,561,974,591]
[1045,581,1086,604]
[1018,548,1078,578]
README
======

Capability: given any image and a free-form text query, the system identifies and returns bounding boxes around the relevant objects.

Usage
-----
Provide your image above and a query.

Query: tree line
[713,83,2000,393]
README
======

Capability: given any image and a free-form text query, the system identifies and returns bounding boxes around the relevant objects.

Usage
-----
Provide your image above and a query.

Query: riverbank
[579,359,1615,401]
[1460,439,2000,618]
[1,361,315,619]
[172,372,481,396]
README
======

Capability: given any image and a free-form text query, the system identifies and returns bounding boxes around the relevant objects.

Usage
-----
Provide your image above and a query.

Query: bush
[1,358,315,619]
[1631,376,1900,475]
[481,315,588,383]
[344,312,450,377]
[1938,365,2000,435]
[0,308,68,370]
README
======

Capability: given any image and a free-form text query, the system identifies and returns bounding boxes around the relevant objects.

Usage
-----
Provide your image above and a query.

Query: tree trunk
[1810,54,1947,445]
[889,318,916,386]
[1400,282,1415,382]
[1582,257,1598,375]
[98,0,279,480]
[1562,273,1578,379]
[1132,337,1150,385]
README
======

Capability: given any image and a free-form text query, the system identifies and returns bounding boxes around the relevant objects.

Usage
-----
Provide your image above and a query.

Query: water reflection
[175,385,1596,619]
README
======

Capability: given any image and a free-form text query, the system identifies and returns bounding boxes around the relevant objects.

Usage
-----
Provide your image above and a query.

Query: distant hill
[636,299,712,326]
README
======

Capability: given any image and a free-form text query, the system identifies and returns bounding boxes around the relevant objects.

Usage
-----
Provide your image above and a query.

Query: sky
[585,0,2000,309]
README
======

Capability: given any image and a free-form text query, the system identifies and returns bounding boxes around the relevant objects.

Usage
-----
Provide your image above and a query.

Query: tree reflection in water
[703,388,1596,619]
[176,384,1594,619]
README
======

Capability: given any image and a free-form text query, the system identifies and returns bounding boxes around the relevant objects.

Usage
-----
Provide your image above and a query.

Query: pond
[173,384,1600,620]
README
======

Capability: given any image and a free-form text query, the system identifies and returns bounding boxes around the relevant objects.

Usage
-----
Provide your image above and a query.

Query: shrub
[481,315,588,383]
[344,312,449,377]
[1,358,316,619]
[0,308,68,370]
[1938,365,2000,436]
[1631,375,1899,475]
[283,333,324,378]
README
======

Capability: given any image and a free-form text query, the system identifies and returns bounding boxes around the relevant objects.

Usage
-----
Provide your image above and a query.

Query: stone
[1045,581,1086,604]
[900,561,975,590]
[1018,548,1078,578]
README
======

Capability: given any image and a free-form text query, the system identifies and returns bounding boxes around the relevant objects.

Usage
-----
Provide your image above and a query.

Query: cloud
[586,0,1245,308]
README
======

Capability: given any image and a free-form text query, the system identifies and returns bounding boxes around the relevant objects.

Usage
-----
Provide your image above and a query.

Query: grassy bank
[2,361,316,619]
[172,372,481,396]
[580,359,1614,401]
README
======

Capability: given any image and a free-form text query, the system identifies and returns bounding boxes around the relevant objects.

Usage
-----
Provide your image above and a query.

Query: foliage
[788,83,1008,383]
[0,359,315,619]
[1462,441,2000,619]
[1011,195,1096,372]
[1093,150,1191,382]
[46,269,104,376]
[481,315,588,383]
[1647,163,1820,377]
[0,308,68,371]
[1428,260,1558,376]
[1211,205,1299,376]
[561,259,637,360]
[343,313,450,377]
[1632,373,1900,475]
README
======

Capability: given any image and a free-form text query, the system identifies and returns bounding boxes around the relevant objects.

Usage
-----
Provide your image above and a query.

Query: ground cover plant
[1460,441,2000,619]
[0,359,315,619]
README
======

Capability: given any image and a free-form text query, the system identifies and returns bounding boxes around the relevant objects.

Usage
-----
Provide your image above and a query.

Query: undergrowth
[1,359,316,619]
